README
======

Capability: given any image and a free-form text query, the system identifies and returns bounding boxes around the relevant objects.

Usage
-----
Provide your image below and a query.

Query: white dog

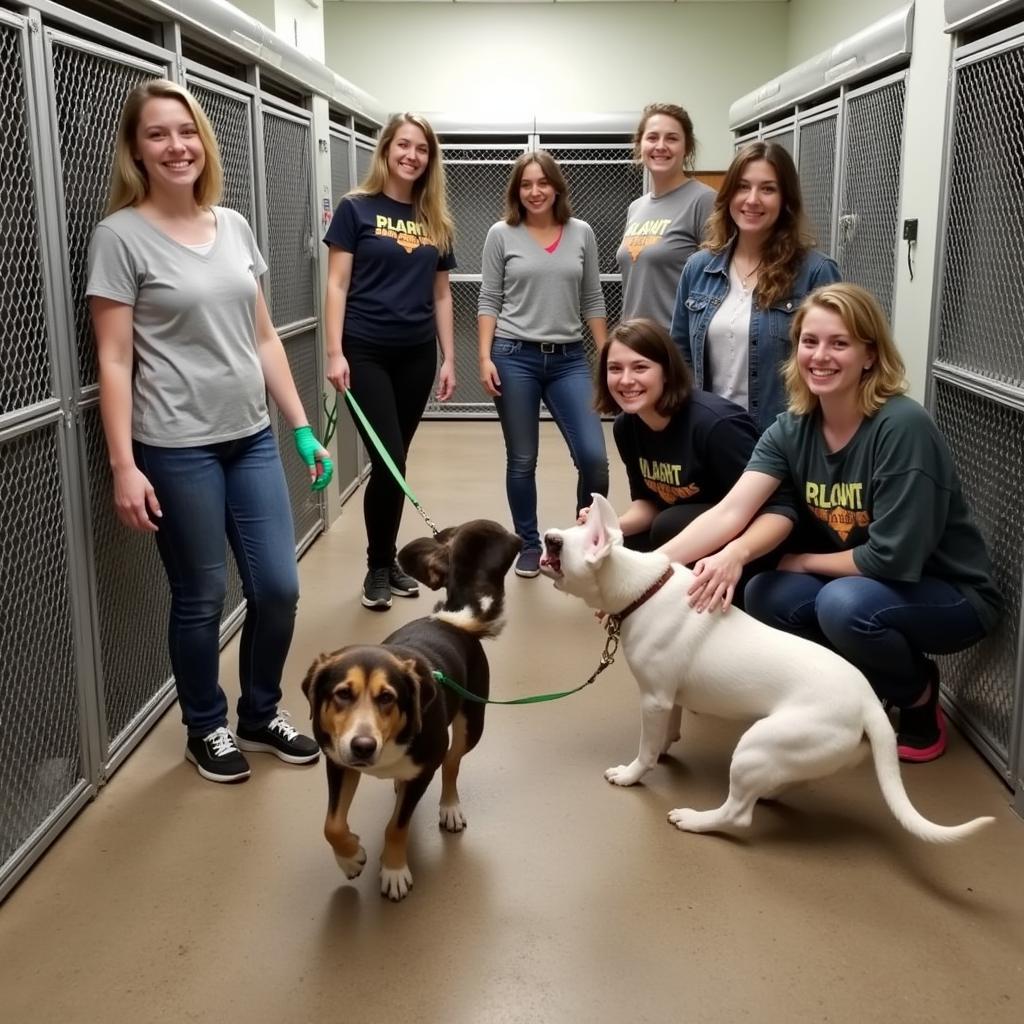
[540,494,992,842]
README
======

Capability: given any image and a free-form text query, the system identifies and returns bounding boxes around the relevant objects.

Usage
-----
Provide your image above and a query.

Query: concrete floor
[1,421,1022,1023]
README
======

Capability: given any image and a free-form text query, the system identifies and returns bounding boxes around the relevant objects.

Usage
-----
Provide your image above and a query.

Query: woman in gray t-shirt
[616,103,715,330]
[478,151,609,576]
[87,80,330,784]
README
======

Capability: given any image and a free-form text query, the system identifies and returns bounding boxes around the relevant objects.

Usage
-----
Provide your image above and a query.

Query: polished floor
[2,421,1023,1023]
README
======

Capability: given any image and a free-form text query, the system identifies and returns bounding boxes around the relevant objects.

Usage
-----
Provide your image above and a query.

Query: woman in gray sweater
[478,151,609,577]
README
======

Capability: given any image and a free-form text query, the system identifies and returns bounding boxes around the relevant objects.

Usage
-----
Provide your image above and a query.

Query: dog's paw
[439,802,467,833]
[668,807,728,833]
[334,845,367,879]
[380,865,414,901]
[604,762,645,787]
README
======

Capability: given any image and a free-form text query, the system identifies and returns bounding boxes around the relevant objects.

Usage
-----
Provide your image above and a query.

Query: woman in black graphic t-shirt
[589,319,772,581]
[323,113,457,611]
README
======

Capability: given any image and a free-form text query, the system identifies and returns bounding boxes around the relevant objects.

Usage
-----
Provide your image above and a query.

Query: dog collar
[613,565,675,624]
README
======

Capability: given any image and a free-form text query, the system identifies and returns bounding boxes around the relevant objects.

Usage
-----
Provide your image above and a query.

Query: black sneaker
[897,660,947,764]
[185,727,251,783]
[361,567,392,610]
[389,560,420,597]
[236,712,320,765]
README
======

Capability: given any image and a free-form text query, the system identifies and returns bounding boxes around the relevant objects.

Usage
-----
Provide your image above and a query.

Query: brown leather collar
[614,566,675,624]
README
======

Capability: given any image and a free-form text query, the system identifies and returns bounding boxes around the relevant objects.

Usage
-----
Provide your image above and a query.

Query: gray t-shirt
[616,179,715,328]
[478,218,605,344]
[87,206,270,447]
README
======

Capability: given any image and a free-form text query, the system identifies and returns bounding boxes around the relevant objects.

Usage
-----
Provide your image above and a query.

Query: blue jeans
[491,338,608,550]
[743,571,986,707]
[135,426,299,737]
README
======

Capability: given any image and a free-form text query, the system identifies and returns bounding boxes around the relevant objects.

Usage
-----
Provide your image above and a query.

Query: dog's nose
[544,533,562,552]
[350,736,378,761]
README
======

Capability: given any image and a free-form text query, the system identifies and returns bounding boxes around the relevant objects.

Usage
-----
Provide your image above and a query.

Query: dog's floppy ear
[399,657,439,734]
[300,652,332,718]
[583,494,622,565]
[398,534,451,590]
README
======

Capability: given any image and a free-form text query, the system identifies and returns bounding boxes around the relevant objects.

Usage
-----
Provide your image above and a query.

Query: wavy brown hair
[594,318,693,416]
[352,112,454,254]
[703,141,814,308]
[783,284,908,417]
[633,102,698,172]
[503,151,572,226]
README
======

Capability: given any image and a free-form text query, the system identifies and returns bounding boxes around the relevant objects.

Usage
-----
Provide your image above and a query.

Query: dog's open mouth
[539,541,562,578]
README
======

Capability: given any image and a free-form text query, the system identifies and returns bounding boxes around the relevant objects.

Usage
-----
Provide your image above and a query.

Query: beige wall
[785,0,907,65]
[227,0,326,61]
[323,2,790,168]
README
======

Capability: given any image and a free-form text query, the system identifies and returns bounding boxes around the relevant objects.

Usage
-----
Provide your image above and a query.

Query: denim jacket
[669,243,841,433]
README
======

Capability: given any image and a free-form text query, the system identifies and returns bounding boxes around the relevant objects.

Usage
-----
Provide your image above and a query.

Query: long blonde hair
[351,112,454,254]
[703,141,813,309]
[106,79,222,215]
[783,283,908,417]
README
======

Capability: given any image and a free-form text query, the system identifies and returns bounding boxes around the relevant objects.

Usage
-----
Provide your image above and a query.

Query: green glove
[293,425,334,492]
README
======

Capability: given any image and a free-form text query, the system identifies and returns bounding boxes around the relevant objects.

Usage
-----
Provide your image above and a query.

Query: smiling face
[639,113,689,180]
[133,96,205,196]
[796,304,874,404]
[386,121,430,185]
[728,158,782,242]
[605,339,666,418]
[519,161,557,219]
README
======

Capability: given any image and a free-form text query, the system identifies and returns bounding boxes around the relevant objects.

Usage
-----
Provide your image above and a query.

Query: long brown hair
[351,112,455,254]
[703,141,814,308]
[503,151,572,226]
[106,79,223,214]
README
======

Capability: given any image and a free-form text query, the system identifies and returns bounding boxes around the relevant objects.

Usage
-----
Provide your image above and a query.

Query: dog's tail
[863,698,994,843]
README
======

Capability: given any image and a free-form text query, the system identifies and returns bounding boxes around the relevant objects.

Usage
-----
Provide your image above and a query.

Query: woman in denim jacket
[670,141,839,433]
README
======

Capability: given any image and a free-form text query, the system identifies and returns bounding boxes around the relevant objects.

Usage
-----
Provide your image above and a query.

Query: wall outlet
[903,218,918,242]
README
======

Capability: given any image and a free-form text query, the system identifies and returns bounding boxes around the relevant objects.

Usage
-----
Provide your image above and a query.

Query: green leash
[431,617,621,705]
[322,390,621,707]
[322,390,440,537]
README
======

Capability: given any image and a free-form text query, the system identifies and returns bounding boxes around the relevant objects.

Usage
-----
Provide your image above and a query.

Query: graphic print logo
[375,214,435,254]
[805,481,870,542]
[623,217,671,262]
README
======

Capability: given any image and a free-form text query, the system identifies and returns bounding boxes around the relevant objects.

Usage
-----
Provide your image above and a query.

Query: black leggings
[345,336,437,569]
[623,503,776,611]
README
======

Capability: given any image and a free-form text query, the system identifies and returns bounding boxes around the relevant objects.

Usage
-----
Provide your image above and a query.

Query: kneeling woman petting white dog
[659,282,1001,764]
[591,318,783,605]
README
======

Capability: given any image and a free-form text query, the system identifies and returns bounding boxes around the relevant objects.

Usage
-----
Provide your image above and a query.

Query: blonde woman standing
[88,80,329,783]
[617,103,715,329]
[323,113,456,610]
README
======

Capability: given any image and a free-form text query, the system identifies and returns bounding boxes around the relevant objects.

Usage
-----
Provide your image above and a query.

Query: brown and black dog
[301,520,521,901]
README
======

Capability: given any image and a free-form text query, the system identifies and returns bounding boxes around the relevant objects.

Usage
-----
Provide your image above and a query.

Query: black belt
[538,342,580,354]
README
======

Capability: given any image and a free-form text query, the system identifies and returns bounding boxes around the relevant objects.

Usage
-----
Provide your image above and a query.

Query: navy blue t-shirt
[323,193,457,346]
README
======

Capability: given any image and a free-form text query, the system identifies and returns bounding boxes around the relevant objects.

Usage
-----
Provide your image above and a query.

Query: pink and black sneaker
[897,661,947,763]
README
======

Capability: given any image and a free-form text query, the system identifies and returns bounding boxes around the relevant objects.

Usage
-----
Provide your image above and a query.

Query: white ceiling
[324,1,786,5]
